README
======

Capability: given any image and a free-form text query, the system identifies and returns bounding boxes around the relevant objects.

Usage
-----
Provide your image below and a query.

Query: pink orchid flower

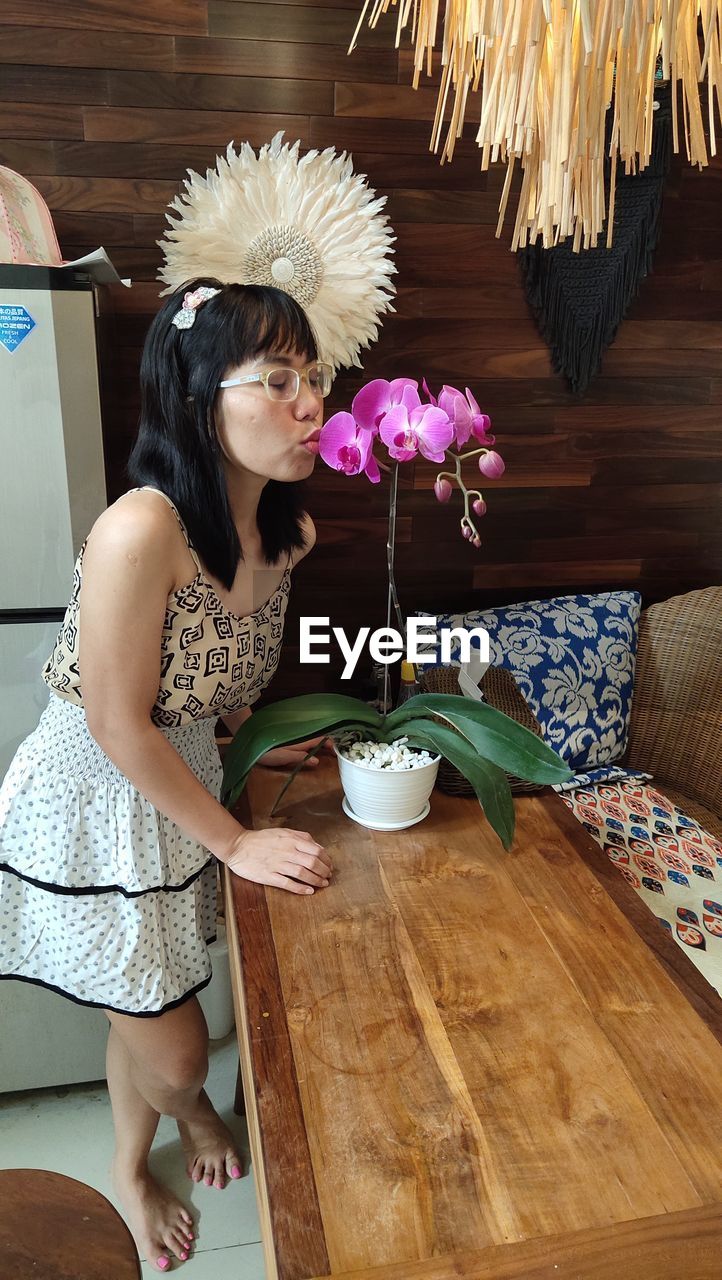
[352,377,419,433]
[437,385,474,447]
[465,387,494,443]
[379,402,454,463]
[318,412,380,483]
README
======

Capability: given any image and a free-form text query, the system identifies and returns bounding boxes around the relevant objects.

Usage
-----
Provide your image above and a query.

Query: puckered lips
[301,428,322,453]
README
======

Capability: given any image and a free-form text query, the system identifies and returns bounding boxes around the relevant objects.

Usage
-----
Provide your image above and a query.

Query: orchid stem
[441,447,483,544]
[384,461,404,713]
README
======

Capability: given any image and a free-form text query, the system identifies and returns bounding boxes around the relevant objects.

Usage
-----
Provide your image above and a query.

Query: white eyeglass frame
[218,361,333,400]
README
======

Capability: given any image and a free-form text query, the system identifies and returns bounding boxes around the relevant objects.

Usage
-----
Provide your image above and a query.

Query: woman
[0,279,334,1271]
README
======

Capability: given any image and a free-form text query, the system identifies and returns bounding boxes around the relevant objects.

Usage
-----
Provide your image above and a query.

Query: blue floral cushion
[417,591,642,775]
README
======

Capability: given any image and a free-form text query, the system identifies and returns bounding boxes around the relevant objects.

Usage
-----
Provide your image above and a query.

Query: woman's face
[214,348,323,483]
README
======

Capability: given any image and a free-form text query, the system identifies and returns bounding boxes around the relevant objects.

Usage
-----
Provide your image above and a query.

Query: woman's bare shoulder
[83,489,187,582]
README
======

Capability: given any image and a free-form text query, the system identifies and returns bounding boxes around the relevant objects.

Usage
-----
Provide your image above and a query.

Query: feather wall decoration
[158,133,397,371]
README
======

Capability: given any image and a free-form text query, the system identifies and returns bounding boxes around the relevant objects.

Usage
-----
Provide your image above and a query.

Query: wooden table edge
[225,866,281,1280]
[225,780,331,1280]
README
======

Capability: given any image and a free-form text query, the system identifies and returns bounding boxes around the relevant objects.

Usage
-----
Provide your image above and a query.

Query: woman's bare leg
[106,1022,194,1272]
[106,998,240,1273]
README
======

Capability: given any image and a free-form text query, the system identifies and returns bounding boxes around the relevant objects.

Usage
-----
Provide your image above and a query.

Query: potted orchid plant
[221,378,572,845]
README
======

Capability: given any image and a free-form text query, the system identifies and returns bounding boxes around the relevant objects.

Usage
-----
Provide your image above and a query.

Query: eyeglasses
[218,361,334,402]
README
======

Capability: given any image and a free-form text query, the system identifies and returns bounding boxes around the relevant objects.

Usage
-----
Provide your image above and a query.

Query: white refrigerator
[0,264,111,1090]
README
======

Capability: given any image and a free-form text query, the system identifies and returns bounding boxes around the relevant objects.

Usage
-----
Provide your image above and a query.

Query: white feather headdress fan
[158,132,396,371]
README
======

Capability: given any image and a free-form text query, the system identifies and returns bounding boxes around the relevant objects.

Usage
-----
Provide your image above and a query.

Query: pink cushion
[562,779,722,995]
[0,166,62,266]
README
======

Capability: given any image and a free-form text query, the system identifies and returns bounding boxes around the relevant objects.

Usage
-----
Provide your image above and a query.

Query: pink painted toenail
[180,1252,188,1261]
[231,1165,241,1178]
[157,1258,170,1271]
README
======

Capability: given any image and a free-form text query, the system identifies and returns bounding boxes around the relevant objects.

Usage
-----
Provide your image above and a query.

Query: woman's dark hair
[127,278,318,588]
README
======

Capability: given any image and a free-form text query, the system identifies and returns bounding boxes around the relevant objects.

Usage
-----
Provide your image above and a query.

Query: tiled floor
[0,1033,266,1278]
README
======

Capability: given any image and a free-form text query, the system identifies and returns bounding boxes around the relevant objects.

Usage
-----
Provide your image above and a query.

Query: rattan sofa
[624,586,722,840]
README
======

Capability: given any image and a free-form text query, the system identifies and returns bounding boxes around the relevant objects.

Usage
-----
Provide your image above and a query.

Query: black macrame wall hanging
[518,83,673,396]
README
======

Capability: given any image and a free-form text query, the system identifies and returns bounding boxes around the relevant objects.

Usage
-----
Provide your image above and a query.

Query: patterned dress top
[42,488,291,728]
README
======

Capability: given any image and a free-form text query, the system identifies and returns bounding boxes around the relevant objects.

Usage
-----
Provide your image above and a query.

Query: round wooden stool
[0,1168,140,1279]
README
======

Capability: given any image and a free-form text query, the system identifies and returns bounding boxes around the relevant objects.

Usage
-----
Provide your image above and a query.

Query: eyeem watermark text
[299,616,490,680]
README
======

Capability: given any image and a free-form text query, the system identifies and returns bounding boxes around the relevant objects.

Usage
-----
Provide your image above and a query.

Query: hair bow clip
[171,286,221,330]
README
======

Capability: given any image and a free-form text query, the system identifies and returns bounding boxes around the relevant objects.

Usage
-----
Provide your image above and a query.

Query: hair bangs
[221,284,318,371]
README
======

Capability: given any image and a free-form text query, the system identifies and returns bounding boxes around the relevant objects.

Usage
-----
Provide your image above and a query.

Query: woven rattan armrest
[625,586,722,817]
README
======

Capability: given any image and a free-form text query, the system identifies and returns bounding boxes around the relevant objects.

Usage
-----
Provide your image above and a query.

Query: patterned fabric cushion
[417,590,642,776]
[562,780,722,995]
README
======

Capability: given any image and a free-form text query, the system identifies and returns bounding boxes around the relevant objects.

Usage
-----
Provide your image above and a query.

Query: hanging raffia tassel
[350,0,722,249]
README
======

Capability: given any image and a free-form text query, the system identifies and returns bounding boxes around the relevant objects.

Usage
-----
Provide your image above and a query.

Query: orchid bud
[472,497,487,516]
[478,450,505,479]
[461,522,472,540]
[471,534,481,549]
[434,477,452,503]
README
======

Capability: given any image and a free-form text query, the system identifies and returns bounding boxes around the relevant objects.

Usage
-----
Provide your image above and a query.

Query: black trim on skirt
[0,960,217,1018]
[0,857,215,898]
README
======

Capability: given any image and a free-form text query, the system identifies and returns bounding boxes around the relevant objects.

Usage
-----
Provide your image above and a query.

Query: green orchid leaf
[385,693,571,784]
[221,694,383,804]
[389,719,515,849]
[222,715,376,804]
[239,693,384,731]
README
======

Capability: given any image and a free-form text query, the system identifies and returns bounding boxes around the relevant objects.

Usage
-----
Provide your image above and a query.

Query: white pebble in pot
[339,737,434,771]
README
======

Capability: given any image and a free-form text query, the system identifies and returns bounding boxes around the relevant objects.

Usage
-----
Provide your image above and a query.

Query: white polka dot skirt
[0,695,222,1016]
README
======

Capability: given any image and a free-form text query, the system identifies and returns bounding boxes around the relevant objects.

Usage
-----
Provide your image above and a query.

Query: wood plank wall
[2,2,722,696]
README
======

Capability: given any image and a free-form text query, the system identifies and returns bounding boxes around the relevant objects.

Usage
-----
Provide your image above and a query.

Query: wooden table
[226,760,722,1280]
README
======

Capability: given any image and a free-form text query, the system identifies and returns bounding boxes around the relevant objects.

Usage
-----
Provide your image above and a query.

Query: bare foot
[177,1090,243,1189]
[112,1157,194,1272]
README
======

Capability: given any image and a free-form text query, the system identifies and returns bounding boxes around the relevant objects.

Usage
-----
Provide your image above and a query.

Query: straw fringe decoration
[351,0,722,249]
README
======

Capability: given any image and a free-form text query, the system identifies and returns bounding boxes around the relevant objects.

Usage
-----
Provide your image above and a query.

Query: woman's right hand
[225,828,332,894]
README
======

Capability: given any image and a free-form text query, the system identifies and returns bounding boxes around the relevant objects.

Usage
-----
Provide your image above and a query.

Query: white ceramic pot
[335,744,440,830]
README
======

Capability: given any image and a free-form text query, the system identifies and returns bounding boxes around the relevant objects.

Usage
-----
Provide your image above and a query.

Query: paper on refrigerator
[60,247,131,287]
